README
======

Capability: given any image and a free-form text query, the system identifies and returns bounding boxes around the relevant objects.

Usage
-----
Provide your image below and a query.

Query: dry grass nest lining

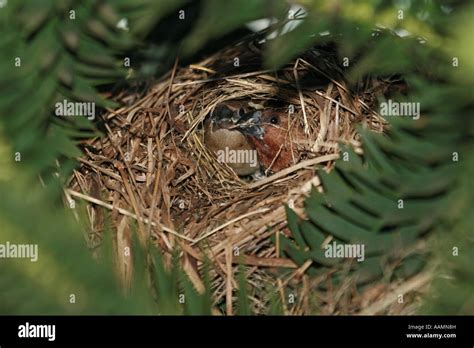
[68,41,399,313]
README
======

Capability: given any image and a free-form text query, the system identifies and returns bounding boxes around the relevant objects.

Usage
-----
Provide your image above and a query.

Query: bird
[235,108,306,173]
[204,104,261,176]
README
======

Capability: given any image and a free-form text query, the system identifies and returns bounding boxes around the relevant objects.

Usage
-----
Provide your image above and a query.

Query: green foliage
[283,113,460,285]
[418,4,474,315]
[422,144,474,314]
[0,170,151,314]
[236,264,252,315]
[113,0,189,38]
[1,1,121,182]
[265,0,446,69]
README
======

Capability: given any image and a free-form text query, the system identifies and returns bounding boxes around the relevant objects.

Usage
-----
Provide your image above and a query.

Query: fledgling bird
[204,104,260,176]
[236,109,306,172]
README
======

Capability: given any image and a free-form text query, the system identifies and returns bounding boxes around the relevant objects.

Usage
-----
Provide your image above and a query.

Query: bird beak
[231,110,265,139]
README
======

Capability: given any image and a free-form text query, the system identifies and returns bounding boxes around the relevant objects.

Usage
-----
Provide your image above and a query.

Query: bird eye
[270,115,279,124]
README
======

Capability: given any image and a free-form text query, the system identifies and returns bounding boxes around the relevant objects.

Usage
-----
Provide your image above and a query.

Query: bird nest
[68,39,414,314]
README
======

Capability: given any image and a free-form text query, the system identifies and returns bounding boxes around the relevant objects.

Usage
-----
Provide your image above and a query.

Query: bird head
[234,109,297,172]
